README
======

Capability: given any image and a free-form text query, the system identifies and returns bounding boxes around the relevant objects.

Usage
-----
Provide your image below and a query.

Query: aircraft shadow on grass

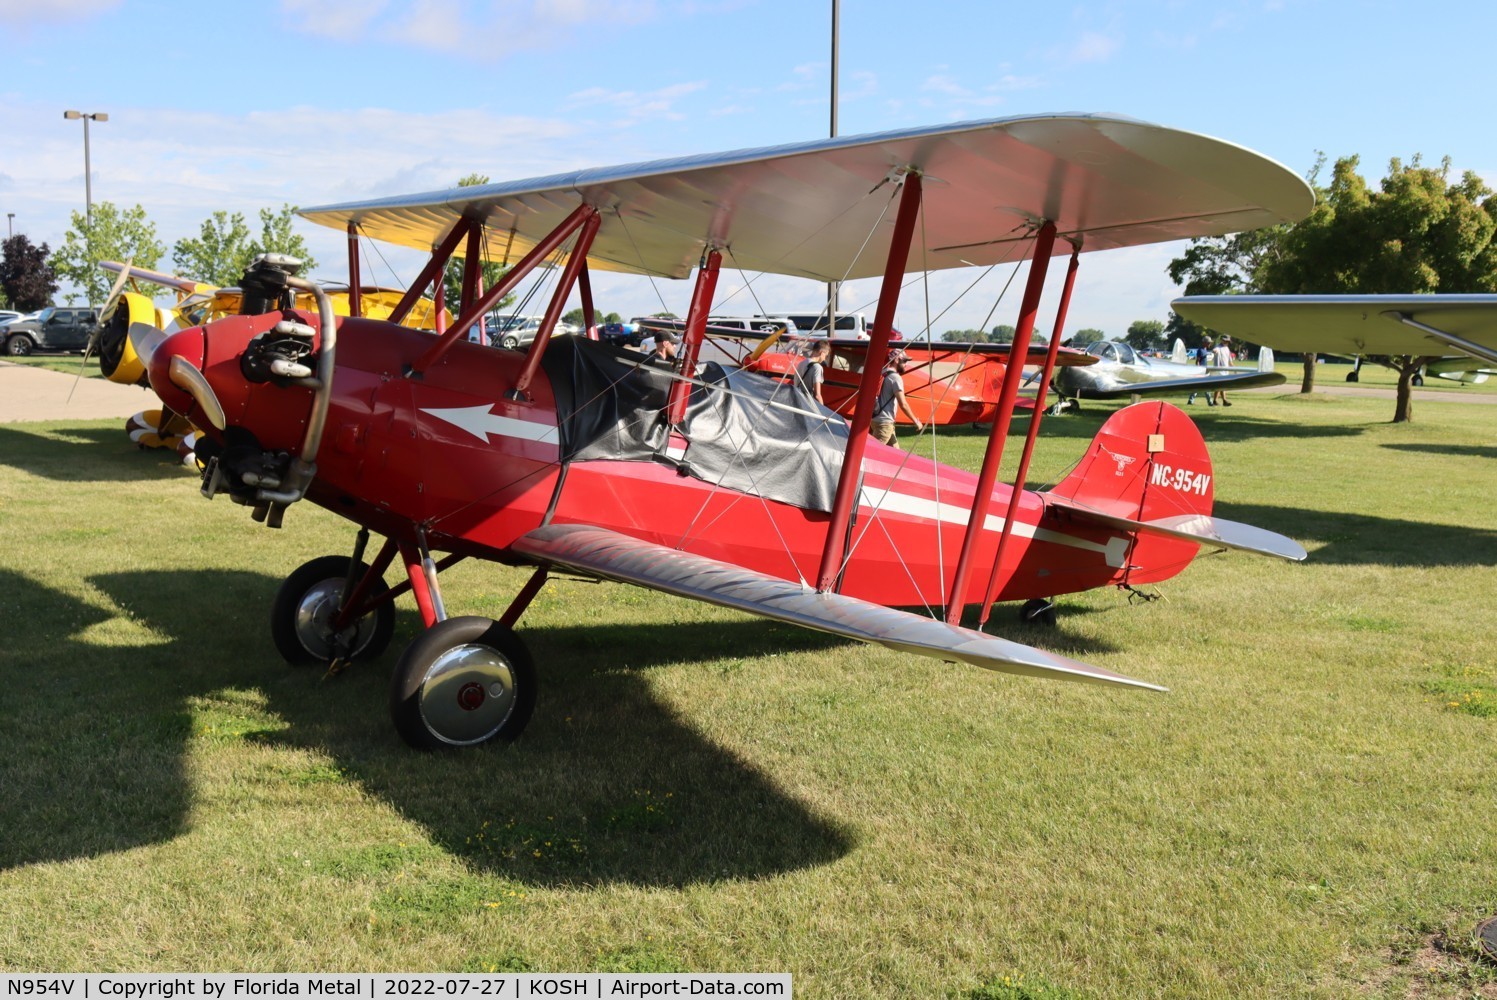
[2,567,858,887]
[1380,442,1497,461]
[0,424,189,485]
[1213,502,1497,567]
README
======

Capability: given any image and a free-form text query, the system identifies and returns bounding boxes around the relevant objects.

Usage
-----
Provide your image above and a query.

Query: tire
[390,616,537,749]
[500,334,519,349]
[1345,370,1358,383]
[1411,374,1424,387]
[1019,598,1057,627]
[270,555,394,666]
[5,334,34,357]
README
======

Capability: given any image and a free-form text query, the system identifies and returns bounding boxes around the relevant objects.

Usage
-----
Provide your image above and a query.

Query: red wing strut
[511,524,1165,692]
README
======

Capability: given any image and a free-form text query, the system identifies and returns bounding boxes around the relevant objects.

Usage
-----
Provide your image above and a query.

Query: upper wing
[301,113,1312,282]
[1172,294,1497,365]
[511,523,1164,691]
[100,260,210,296]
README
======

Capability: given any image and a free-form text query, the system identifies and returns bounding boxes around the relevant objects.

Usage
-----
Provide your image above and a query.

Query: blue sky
[2,0,1493,336]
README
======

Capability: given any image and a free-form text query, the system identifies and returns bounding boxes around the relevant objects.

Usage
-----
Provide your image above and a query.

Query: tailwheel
[1019,598,1057,627]
[270,555,394,666]
[389,616,537,749]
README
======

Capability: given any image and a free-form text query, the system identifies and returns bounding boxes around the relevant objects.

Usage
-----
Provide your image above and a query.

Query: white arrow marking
[421,405,559,445]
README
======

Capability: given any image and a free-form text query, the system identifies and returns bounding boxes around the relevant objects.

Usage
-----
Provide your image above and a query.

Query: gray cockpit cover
[540,337,848,512]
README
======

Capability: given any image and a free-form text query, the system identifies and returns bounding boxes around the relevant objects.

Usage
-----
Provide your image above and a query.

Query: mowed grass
[1,389,1495,998]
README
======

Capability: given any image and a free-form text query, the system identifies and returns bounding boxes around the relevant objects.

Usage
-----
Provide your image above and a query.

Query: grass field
[1,389,1495,998]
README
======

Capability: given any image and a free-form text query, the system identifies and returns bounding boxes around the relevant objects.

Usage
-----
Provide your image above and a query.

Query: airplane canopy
[300,113,1313,282]
[1171,294,1497,360]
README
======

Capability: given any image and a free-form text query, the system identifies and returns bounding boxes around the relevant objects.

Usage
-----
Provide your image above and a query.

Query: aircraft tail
[1258,346,1275,372]
[1043,402,1302,585]
[1170,338,1188,364]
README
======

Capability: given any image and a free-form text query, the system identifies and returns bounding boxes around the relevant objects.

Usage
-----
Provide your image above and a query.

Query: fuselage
[151,313,1191,607]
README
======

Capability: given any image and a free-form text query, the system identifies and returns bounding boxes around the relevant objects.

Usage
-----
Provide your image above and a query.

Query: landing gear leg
[1019,598,1057,626]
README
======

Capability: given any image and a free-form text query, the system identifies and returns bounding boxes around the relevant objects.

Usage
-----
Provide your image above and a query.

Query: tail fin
[1044,402,1303,581]
[1170,338,1188,364]
[1258,346,1275,372]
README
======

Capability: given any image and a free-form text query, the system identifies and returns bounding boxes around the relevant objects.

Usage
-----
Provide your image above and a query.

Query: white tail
[1258,347,1275,372]
[1170,337,1188,364]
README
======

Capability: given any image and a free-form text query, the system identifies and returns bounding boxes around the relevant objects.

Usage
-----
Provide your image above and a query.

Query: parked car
[597,322,636,347]
[485,314,544,350]
[0,310,24,329]
[3,306,99,356]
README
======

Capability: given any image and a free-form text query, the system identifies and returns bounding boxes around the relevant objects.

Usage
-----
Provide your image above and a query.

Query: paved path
[0,361,153,423]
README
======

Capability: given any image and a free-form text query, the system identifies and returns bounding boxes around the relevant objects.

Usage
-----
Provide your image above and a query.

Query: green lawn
[1,393,1494,998]
[0,353,103,378]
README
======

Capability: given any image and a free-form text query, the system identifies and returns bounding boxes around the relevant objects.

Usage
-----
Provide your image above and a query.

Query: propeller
[67,259,133,403]
[746,325,786,362]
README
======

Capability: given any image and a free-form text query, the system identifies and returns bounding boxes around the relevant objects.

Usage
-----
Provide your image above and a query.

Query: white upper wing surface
[300,113,1312,282]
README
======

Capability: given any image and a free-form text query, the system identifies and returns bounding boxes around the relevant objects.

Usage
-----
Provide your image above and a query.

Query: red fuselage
[151,313,1197,607]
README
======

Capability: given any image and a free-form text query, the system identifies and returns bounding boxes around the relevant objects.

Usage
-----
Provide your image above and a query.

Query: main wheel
[270,555,394,666]
[1019,598,1057,627]
[5,334,34,357]
[1412,373,1424,387]
[1345,369,1359,382]
[390,616,537,749]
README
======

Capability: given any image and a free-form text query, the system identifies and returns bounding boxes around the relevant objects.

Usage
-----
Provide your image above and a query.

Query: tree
[1124,319,1165,351]
[248,205,317,272]
[1258,154,1497,421]
[173,210,254,286]
[989,323,1017,344]
[0,235,60,311]
[942,328,987,343]
[51,202,166,304]
[1067,328,1105,348]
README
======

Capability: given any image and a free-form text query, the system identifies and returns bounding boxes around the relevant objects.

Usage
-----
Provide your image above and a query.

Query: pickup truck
[3,307,99,356]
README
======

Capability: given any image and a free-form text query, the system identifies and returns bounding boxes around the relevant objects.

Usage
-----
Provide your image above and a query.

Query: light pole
[5,213,12,239]
[63,110,108,305]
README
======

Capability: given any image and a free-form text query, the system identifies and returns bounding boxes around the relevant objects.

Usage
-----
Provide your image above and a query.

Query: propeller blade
[69,259,135,403]
[168,355,227,431]
[746,326,785,361]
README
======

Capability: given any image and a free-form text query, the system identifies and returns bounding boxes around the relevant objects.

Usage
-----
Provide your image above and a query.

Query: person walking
[1211,335,1234,407]
[870,348,923,446]
[1187,336,1216,406]
[795,339,832,405]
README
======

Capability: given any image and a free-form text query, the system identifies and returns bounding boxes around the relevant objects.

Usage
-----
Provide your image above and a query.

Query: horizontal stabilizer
[513,524,1164,691]
[1044,495,1306,561]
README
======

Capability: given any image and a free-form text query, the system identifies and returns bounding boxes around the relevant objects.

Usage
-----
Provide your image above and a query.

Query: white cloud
[564,82,709,126]
[278,0,662,57]
[0,0,118,23]
[1068,30,1121,63]
[277,0,387,38]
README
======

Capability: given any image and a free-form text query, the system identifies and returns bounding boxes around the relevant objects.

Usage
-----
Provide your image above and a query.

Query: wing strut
[1388,311,1497,367]
[978,242,1080,626]
[944,221,1057,624]
[816,171,924,592]
[346,221,362,317]
[669,248,723,425]
[513,207,601,398]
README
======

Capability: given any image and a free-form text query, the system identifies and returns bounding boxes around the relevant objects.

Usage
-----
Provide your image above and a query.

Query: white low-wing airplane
[1171,294,1497,384]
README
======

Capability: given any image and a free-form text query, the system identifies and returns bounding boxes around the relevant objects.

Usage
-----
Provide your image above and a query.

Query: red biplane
[131,114,1313,748]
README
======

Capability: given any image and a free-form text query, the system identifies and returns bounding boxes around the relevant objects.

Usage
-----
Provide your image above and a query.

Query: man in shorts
[870,348,923,446]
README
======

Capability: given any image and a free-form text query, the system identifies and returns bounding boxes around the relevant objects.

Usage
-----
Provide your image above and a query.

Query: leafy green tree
[1067,328,1105,348]
[989,323,1016,344]
[942,329,987,343]
[248,205,317,273]
[52,202,165,304]
[1260,154,1497,420]
[0,235,60,311]
[173,210,254,286]
[1124,319,1165,351]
